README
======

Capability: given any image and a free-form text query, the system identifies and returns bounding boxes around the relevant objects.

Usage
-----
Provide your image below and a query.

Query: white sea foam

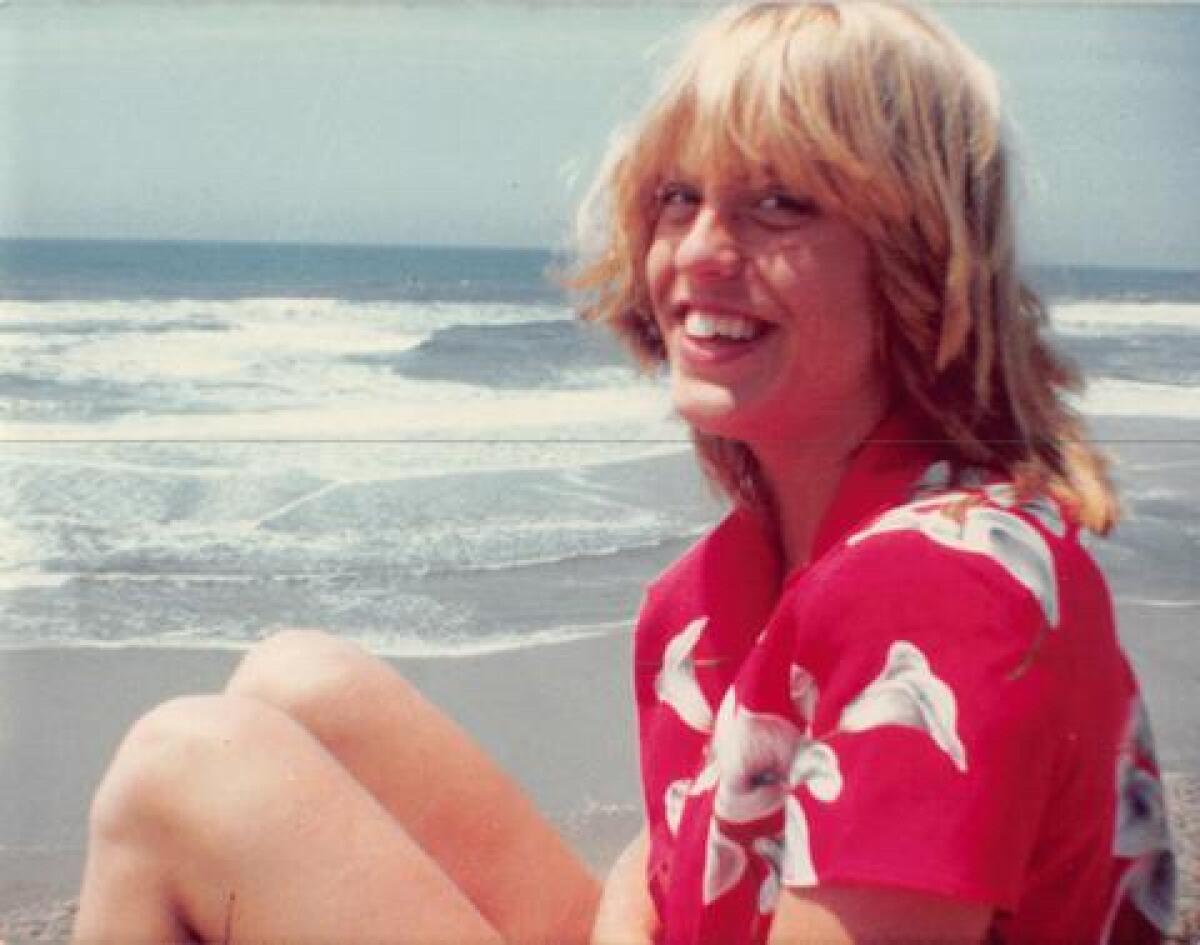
[1050,301,1200,334]
[0,298,575,420]
[0,617,631,658]
[348,619,632,659]
[1116,597,1200,610]
[0,296,680,467]
[1077,378,1200,419]
[0,521,54,579]
[0,380,685,455]
[0,439,689,496]
[0,296,570,330]
[0,570,73,592]
[0,452,706,591]
[1124,457,1200,474]
[0,298,568,339]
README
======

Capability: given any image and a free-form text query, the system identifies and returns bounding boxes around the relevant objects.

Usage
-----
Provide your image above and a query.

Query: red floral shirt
[634,415,1175,944]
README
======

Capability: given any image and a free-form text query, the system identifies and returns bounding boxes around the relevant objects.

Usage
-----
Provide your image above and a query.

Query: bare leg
[74,694,505,944]
[76,631,602,944]
[223,630,600,945]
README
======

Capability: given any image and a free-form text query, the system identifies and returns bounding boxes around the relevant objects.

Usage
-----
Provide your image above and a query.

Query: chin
[674,402,772,445]
[670,385,743,437]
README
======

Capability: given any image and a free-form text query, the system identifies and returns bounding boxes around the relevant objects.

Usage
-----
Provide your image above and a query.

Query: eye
[653,181,701,228]
[750,190,818,227]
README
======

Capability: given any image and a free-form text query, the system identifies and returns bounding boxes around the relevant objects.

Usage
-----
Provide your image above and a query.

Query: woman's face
[643,163,889,453]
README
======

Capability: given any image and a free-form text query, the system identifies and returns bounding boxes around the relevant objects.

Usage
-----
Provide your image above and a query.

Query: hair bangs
[630,5,863,212]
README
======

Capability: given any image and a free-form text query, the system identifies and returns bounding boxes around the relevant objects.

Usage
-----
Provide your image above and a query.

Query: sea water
[1,240,1197,654]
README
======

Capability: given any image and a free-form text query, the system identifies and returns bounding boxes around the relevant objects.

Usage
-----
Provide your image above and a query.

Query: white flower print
[912,461,1066,536]
[1101,837,1177,939]
[702,821,748,905]
[983,484,1067,538]
[1115,764,1170,859]
[777,643,963,886]
[753,836,784,914]
[702,711,845,904]
[838,640,968,773]
[787,741,844,801]
[1106,696,1177,934]
[1131,696,1160,761]
[664,746,721,837]
[1128,849,1177,933]
[665,778,690,836]
[692,751,720,795]
[911,460,953,497]
[782,795,819,887]
[781,744,846,888]
[701,683,837,905]
[848,500,1060,627]
[656,617,715,733]
[910,461,994,498]
[789,665,819,736]
[711,692,805,824]
[1114,698,1172,863]
[701,644,966,909]
[984,483,1017,505]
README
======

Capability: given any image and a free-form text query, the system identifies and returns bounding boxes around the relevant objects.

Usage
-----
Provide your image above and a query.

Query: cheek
[643,238,677,333]
[761,257,882,389]
[771,236,877,338]
[643,238,673,299]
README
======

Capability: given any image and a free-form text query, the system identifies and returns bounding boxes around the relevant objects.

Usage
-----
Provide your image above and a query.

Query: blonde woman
[74,2,1174,943]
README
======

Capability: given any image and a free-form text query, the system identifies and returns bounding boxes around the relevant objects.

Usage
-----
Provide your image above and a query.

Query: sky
[1,1,1198,269]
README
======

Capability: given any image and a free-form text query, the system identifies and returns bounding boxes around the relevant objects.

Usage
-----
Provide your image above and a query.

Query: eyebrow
[658,165,773,188]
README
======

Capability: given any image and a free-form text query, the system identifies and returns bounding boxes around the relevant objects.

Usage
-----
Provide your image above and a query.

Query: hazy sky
[1,1,1198,269]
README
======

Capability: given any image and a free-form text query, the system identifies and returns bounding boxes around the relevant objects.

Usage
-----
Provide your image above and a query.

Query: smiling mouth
[680,309,771,343]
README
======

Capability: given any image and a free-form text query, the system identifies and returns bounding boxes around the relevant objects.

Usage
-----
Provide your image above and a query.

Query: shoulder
[810,481,1083,629]
[747,485,1122,811]
[770,480,1118,706]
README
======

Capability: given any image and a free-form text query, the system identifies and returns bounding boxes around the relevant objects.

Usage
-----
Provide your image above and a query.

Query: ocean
[1,238,1198,656]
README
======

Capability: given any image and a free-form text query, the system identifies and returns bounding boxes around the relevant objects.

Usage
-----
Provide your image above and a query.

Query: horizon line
[1,236,1198,276]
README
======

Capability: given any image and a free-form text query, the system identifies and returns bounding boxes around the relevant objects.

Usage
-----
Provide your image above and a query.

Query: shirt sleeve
[776,521,1071,911]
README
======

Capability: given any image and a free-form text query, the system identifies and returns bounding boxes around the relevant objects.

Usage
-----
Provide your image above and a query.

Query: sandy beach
[2,630,1198,942]
[0,632,644,940]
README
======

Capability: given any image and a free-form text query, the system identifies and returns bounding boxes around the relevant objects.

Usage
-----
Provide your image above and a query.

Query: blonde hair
[570,0,1118,534]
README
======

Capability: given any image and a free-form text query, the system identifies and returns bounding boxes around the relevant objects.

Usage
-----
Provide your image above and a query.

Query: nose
[673,206,742,280]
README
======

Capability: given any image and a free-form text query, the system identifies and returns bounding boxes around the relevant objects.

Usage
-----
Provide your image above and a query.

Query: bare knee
[227,628,413,748]
[88,694,281,854]
[82,695,338,941]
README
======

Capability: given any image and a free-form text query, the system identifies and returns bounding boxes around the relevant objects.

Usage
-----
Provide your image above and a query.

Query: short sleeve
[777,522,1070,910]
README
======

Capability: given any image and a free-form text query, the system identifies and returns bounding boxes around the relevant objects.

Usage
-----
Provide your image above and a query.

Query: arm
[591,829,659,945]
[768,885,991,944]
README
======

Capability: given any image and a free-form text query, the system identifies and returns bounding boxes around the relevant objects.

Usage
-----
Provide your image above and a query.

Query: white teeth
[683,311,763,341]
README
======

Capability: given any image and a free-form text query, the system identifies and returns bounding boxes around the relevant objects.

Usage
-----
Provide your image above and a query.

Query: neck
[751,404,889,571]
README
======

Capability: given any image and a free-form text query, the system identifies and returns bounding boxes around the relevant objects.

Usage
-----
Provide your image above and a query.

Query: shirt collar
[805,406,942,565]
